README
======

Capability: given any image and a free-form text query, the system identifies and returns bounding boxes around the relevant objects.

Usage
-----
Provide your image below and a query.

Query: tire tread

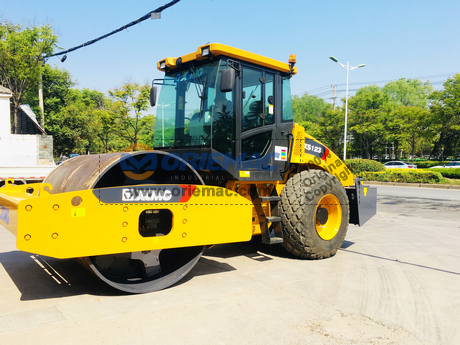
[280,170,349,259]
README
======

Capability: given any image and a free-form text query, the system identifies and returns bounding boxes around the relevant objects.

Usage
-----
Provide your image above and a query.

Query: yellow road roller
[0,44,377,293]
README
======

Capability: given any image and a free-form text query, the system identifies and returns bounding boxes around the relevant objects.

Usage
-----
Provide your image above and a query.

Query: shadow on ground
[203,237,355,260]
[0,250,237,300]
[0,239,356,300]
[203,237,294,260]
[0,251,116,300]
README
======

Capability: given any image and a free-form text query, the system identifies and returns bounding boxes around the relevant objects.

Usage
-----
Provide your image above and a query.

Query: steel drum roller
[44,151,205,293]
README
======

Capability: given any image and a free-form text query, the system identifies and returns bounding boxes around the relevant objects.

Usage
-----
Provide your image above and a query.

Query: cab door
[237,65,280,180]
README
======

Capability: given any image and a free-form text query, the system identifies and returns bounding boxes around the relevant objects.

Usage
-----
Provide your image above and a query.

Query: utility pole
[331,84,337,110]
[38,74,44,128]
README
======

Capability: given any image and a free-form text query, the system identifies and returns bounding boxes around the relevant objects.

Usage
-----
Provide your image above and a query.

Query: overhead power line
[46,0,181,60]
[293,86,330,96]
[314,83,446,98]
[332,73,455,88]
[336,74,454,87]
[301,72,456,99]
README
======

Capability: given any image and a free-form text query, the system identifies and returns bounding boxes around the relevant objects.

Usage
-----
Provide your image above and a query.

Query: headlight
[201,46,210,57]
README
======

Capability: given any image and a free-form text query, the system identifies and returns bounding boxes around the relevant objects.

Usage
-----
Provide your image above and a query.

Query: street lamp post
[329,56,365,161]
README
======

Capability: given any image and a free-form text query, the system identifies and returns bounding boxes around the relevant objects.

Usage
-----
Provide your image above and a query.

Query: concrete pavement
[0,185,459,344]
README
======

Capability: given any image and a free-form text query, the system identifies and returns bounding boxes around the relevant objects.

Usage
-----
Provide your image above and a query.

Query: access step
[268,236,283,245]
[266,216,281,223]
[260,196,281,202]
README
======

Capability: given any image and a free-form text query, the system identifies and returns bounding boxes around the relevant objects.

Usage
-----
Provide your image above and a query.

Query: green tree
[389,106,432,162]
[307,108,344,155]
[49,88,106,156]
[347,85,391,159]
[0,21,59,133]
[138,114,156,148]
[109,82,152,148]
[22,64,75,123]
[93,106,118,153]
[292,93,332,130]
[24,66,122,154]
[428,74,460,159]
[382,78,433,109]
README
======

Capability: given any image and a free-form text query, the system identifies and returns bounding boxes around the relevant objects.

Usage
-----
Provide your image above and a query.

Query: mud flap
[346,178,377,226]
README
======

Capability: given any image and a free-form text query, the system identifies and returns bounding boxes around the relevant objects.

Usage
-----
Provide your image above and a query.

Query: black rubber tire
[280,169,349,259]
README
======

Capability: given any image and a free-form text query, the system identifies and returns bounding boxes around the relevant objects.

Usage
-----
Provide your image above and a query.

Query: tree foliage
[312,108,344,155]
[108,83,153,148]
[0,21,59,133]
[292,93,332,128]
[347,86,391,159]
[22,64,75,121]
[428,73,460,158]
[388,106,432,162]
[382,78,433,108]
[48,88,106,156]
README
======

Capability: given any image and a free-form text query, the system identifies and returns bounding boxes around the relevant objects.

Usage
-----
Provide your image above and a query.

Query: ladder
[250,185,283,245]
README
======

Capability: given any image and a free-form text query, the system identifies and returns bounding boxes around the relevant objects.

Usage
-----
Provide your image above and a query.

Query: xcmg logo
[122,188,172,202]
[120,185,195,203]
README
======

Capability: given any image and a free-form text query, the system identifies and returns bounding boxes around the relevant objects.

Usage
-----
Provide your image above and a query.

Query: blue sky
[2,0,460,104]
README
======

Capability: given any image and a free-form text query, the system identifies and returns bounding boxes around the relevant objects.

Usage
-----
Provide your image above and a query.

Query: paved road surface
[0,185,459,344]
[377,184,460,201]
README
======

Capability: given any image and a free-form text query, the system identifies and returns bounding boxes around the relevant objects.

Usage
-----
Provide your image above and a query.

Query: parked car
[384,161,417,169]
[429,161,460,169]
[56,156,68,166]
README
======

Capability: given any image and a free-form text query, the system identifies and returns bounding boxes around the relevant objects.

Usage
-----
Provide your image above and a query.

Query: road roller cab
[150,43,298,183]
[0,43,377,293]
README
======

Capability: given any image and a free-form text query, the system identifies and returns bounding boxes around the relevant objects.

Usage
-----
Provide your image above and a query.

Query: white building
[0,85,55,169]
[0,85,11,139]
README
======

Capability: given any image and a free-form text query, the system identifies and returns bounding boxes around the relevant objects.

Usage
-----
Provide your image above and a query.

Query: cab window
[242,67,263,131]
[282,76,293,121]
[264,73,274,125]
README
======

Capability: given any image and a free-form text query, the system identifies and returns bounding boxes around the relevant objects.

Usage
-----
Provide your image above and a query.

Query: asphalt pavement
[0,185,459,344]
[376,184,460,200]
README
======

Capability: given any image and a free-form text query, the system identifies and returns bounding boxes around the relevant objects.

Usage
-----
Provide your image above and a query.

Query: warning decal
[275,146,288,161]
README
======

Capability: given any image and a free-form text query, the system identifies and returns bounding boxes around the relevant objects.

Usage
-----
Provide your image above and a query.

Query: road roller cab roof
[157,43,297,75]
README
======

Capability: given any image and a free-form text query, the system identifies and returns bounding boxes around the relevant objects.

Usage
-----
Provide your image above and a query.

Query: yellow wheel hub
[315,194,342,240]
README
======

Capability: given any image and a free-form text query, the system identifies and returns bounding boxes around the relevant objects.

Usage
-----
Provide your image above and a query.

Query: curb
[363,181,460,190]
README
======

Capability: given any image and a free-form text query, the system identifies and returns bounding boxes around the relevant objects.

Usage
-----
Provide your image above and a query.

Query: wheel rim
[315,194,342,240]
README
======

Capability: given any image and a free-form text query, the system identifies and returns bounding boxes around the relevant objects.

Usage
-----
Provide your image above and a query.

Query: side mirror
[220,68,235,92]
[150,86,157,107]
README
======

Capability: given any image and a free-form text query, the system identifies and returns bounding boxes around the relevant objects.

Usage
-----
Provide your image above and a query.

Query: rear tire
[280,169,349,259]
